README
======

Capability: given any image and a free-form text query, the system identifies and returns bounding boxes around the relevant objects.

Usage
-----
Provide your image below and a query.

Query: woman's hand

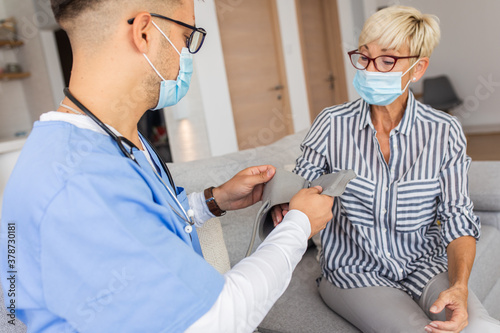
[425,285,468,333]
[212,165,276,211]
[271,204,290,227]
[425,236,476,332]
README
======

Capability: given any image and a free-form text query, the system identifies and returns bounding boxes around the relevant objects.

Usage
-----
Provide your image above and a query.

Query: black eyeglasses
[348,49,419,72]
[128,13,207,54]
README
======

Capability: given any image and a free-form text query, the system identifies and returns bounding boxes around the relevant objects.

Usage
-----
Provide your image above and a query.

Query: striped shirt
[293,92,480,298]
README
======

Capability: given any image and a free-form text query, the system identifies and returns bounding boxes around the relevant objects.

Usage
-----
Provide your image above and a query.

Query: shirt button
[382,228,387,233]
[382,208,387,214]
[386,252,391,257]
[391,168,395,173]
[399,268,404,273]
[384,186,389,192]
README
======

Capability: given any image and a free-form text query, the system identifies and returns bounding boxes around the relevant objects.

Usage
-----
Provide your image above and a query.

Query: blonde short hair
[359,6,441,60]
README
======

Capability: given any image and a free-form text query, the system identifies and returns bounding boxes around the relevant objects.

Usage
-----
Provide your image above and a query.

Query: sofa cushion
[197,218,231,274]
[259,248,360,333]
[468,224,500,320]
[469,161,500,211]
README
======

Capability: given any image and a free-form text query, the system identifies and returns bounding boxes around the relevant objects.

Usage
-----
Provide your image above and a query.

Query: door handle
[326,73,335,90]
[270,84,284,91]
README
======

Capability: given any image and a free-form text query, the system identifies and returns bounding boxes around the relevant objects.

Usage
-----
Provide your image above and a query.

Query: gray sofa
[169,130,500,333]
[1,131,499,332]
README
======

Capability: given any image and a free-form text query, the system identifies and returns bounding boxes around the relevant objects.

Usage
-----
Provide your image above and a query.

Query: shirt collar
[358,99,372,131]
[358,92,417,136]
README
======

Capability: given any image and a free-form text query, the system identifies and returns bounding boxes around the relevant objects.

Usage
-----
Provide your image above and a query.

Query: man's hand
[425,285,468,333]
[272,188,334,238]
[212,165,276,211]
[289,186,334,238]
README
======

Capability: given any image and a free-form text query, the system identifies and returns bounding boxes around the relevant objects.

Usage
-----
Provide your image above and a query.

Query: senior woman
[273,5,500,333]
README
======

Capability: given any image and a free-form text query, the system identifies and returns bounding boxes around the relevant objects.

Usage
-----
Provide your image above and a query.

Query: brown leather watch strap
[204,187,226,217]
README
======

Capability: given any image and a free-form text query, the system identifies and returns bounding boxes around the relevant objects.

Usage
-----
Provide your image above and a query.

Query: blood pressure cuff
[258,169,357,240]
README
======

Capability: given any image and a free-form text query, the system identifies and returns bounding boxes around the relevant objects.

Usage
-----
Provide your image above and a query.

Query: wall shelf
[0,40,28,80]
[0,40,24,48]
[0,72,30,80]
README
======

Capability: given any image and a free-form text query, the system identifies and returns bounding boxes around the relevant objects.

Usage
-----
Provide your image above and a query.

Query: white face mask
[353,60,420,106]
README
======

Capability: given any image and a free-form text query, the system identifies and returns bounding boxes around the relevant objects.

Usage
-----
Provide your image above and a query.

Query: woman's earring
[413,77,416,81]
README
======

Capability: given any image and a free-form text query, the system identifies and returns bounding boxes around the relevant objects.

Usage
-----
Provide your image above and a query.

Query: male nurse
[0,0,334,332]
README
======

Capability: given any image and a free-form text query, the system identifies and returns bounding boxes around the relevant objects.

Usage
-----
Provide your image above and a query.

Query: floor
[466,132,500,161]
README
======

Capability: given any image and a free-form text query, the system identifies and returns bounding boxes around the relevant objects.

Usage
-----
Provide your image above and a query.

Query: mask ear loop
[142,20,183,81]
[143,53,167,81]
[402,59,421,92]
[151,21,181,57]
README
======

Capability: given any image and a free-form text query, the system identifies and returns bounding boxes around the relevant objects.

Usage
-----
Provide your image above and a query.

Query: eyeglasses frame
[127,13,207,54]
[348,49,419,72]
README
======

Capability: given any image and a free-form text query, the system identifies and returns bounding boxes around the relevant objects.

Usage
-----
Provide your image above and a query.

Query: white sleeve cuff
[280,209,311,240]
[188,192,215,228]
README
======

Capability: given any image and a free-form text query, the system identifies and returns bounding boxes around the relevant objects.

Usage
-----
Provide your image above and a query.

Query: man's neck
[57,57,153,148]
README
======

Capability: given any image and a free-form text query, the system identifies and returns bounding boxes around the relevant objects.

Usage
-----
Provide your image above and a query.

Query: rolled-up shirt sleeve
[437,118,480,247]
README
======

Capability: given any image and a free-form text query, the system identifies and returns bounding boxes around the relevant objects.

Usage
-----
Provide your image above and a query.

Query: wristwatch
[204,187,226,217]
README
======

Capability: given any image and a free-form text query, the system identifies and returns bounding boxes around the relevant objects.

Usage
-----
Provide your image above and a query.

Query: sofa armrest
[475,211,500,231]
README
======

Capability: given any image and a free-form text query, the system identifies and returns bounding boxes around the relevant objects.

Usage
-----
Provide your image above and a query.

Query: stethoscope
[63,87,195,234]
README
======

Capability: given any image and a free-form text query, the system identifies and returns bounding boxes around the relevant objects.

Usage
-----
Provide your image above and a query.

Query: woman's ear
[130,12,154,54]
[411,57,430,82]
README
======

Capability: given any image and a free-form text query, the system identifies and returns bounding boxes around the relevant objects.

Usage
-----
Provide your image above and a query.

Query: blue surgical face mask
[143,21,193,110]
[353,60,420,106]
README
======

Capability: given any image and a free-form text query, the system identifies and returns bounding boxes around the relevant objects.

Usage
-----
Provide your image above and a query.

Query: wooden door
[216,0,294,150]
[297,0,348,122]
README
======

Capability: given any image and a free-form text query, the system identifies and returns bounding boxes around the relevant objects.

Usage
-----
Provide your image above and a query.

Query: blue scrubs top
[1,120,225,332]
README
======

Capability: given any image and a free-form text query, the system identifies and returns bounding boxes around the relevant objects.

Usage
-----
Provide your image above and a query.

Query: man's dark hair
[51,0,103,23]
[51,0,181,26]
[51,0,182,49]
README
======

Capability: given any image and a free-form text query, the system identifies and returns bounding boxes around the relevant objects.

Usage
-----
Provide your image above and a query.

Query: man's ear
[411,57,429,82]
[130,12,155,54]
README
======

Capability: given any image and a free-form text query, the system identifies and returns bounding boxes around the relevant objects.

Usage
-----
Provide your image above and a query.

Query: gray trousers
[318,272,500,333]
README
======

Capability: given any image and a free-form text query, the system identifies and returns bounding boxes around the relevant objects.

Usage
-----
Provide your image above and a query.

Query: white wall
[0,0,32,140]
[164,68,213,162]
[336,0,369,102]
[192,0,239,157]
[3,0,57,122]
[373,0,500,133]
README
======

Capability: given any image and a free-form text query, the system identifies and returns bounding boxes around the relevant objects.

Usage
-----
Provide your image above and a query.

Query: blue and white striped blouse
[294,92,480,298]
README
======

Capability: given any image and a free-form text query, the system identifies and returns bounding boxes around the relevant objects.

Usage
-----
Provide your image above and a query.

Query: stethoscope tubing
[63,88,194,230]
